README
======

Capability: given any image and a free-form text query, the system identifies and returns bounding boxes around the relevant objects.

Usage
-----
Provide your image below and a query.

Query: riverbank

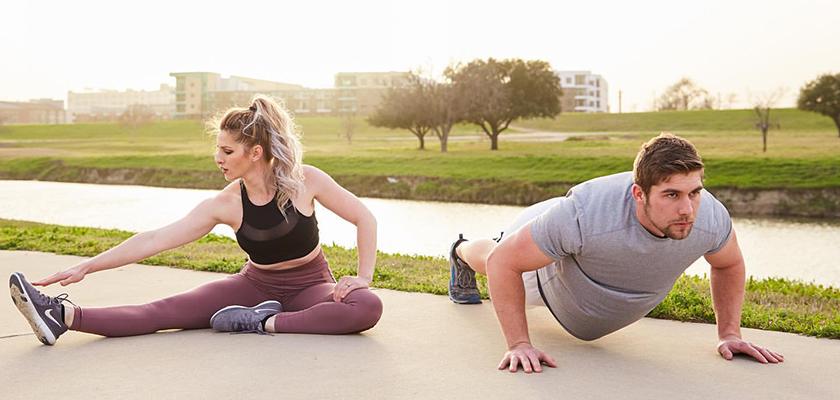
[2,111,839,217]
[2,157,839,217]
[1,219,838,339]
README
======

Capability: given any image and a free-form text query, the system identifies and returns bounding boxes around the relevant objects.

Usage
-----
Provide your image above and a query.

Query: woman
[9,95,383,345]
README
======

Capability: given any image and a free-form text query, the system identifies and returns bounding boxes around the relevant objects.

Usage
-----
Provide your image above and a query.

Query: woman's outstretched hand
[32,265,88,287]
[333,276,371,302]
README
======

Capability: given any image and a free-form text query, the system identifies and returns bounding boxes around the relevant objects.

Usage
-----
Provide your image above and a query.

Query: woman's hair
[210,94,304,215]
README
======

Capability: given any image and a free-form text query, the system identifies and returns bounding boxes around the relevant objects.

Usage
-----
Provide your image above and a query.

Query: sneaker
[448,234,481,304]
[9,272,73,345]
[210,300,283,334]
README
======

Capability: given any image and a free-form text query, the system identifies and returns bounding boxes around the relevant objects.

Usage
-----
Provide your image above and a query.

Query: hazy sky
[3,0,839,112]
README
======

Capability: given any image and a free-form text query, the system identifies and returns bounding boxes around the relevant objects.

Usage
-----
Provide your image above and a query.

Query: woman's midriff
[248,244,323,271]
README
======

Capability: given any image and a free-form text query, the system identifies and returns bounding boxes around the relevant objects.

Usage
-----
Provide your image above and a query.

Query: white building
[555,71,609,113]
[67,84,175,122]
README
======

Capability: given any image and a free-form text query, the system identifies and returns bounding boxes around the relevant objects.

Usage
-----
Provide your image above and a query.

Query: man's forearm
[486,261,531,348]
[710,262,746,339]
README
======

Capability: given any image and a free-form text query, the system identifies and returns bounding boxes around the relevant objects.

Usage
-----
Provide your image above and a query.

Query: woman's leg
[269,283,383,335]
[71,274,271,337]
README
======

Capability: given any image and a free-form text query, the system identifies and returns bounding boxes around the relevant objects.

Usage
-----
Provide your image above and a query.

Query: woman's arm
[304,166,377,300]
[34,195,229,287]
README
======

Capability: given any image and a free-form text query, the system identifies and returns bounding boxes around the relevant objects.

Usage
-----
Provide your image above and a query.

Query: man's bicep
[704,229,744,269]
[492,222,554,273]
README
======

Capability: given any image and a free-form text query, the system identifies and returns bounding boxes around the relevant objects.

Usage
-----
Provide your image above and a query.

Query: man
[448,133,784,373]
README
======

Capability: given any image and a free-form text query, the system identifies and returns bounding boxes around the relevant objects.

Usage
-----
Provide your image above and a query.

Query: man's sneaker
[210,300,283,334]
[448,234,481,304]
[9,272,73,345]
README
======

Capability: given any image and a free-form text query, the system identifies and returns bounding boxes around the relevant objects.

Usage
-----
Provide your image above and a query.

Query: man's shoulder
[695,189,731,231]
[569,172,633,197]
[566,172,635,235]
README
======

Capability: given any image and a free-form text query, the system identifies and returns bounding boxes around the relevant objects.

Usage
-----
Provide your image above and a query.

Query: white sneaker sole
[9,275,56,345]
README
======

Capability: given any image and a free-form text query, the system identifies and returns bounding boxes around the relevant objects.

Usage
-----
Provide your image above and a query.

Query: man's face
[633,170,704,240]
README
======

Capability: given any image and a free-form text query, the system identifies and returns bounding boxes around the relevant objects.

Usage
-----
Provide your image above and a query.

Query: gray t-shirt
[527,171,731,340]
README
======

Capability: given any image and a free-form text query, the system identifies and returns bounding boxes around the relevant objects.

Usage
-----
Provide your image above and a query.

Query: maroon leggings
[70,251,383,337]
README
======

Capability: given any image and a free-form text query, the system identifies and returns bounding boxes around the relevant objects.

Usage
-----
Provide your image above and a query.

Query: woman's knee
[344,289,383,331]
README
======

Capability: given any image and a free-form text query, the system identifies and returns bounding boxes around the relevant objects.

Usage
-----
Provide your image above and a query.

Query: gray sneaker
[9,272,73,345]
[210,300,283,334]
[448,234,481,304]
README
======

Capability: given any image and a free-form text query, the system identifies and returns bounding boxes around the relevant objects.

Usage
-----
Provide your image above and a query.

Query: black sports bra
[234,181,319,264]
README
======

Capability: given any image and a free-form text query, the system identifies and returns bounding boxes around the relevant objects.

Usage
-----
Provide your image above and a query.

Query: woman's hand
[333,276,371,302]
[32,264,89,287]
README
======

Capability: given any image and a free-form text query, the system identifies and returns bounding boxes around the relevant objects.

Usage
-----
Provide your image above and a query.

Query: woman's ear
[250,145,263,162]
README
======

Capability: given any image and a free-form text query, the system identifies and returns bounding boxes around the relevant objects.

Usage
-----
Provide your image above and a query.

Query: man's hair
[633,133,704,194]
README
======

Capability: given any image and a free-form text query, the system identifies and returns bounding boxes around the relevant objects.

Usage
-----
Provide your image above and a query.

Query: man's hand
[498,343,558,373]
[717,336,784,364]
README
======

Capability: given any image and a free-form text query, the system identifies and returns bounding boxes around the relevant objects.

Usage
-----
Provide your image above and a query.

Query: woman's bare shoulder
[211,180,242,208]
[302,164,333,184]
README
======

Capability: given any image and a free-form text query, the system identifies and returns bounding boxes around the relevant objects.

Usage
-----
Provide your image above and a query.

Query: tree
[446,58,562,150]
[119,104,155,131]
[798,73,840,138]
[657,78,714,111]
[751,89,785,152]
[368,75,434,150]
[428,80,467,153]
[339,112,355,145]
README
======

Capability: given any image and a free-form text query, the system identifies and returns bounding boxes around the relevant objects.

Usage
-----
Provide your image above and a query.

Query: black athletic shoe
[210,300,283,334]
[9,272,72,345]
[448,234,481,304]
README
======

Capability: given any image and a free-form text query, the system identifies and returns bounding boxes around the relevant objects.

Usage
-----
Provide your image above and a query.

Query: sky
[2,0,839,112]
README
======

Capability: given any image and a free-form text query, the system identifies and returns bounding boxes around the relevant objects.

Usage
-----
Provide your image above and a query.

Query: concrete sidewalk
[1,251,837,399]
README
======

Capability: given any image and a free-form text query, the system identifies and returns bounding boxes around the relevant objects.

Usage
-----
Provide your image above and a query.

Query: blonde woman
[9,95,382,345]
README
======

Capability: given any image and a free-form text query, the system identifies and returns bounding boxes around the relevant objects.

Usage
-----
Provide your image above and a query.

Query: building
[170,71,410,119]
[556,71,608,113]
[0,99,66,124]
[67,85,175,122]
[170,72,306,119]
[333,72,411,114]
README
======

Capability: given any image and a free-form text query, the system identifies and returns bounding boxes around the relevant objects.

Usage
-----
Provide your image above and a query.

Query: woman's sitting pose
[9,95,382,345]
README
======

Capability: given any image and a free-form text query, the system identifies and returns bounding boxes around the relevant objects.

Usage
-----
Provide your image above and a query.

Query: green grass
[0,110,839,208]
[517,108,838,132]
[1,219,838,339]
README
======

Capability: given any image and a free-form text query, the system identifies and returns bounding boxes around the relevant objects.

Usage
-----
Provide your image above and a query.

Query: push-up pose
[449,133,783,373]
[10,95,382,345]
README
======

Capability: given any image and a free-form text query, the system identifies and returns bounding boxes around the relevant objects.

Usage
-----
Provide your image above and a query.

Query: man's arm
[485,222,558,373]
[704,229,784,364]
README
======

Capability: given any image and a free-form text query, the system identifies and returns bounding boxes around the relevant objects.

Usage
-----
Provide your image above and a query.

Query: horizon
[2,0,839,112]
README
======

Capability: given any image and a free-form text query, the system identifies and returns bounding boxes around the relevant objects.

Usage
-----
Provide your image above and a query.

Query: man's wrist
[508,340,532,350]
[718,332,741,341]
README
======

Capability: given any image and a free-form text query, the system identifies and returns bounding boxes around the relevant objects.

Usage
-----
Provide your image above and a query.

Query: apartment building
[334,72,411,114]
[0,99,66,124]
[67,85,175,122]
[556,71,609,113]
[170,71,410,119]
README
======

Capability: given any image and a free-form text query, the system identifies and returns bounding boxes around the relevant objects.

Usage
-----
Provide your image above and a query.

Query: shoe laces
[53,293,77,308]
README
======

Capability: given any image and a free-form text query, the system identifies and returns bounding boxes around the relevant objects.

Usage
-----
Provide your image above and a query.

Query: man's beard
[644,202,694,240]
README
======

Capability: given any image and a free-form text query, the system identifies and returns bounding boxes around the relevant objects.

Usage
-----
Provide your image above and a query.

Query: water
[2,180,838,287]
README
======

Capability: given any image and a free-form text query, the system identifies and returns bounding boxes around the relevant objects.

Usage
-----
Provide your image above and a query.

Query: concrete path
[1,251,838,399]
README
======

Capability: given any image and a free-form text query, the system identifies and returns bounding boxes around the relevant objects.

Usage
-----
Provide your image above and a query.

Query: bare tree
[339,112,355,144]
[119,104,155,132]
[657,78,714,111]
[751,88,785,152]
